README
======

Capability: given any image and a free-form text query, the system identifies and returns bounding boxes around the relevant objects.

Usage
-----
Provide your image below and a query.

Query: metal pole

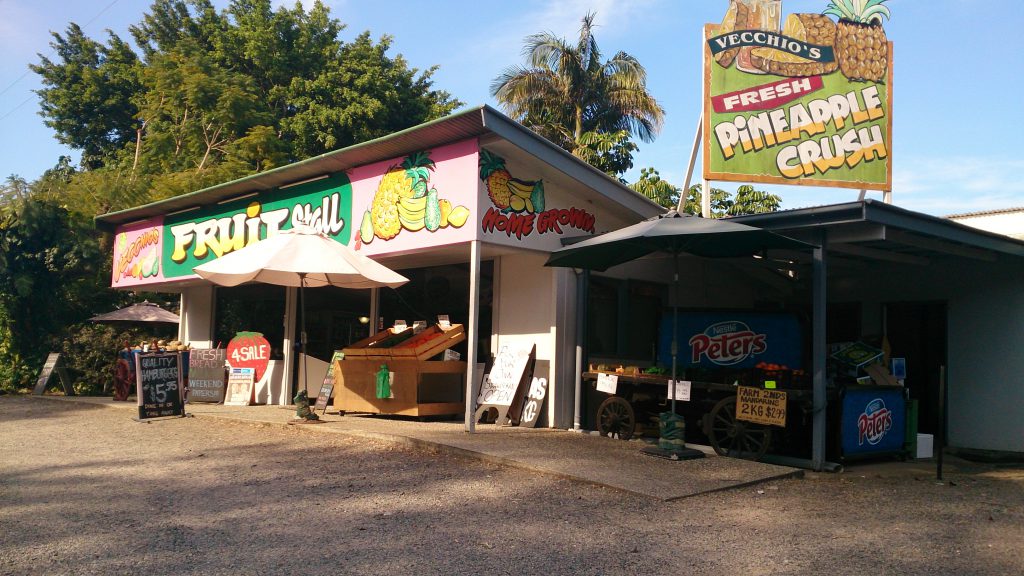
[464,240,481,433]
[702,178,711,219]
[678,115,703,214]
[670,253,679,414]
[299,273,307,403]
[937,365,946,481]
[811,230,828,471]
[573,269,588,431]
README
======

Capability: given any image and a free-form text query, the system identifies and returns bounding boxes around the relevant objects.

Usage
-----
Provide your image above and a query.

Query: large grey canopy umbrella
[546,211,814,413]
[90,301,180,324]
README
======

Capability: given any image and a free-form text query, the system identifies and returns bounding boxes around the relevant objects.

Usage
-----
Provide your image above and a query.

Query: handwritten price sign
[736,385,787,427]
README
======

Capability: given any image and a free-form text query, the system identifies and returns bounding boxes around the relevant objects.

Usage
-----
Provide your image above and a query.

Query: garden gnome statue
[293,389,319,421]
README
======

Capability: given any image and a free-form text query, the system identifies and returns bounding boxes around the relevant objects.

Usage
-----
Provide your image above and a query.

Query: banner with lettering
[659,311,802,370]
[703,0,893,190]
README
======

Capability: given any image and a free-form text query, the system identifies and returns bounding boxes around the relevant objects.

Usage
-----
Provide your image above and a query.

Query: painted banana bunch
[506,178,544,214]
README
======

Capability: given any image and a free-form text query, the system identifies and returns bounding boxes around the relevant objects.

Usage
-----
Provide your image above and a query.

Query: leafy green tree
[491,12,664,176]
[31,0,461,204]
[684,183,783,218]
[0,198,112,389]
[728,184,782,215]
[30,25,142,170]
[630,168,679,208]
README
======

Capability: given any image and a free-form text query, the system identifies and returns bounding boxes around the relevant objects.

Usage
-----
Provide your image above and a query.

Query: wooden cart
[333,324,466,417]
[583,371,818,461]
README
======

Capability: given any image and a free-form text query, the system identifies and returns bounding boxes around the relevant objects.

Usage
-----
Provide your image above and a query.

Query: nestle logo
[857,398,893,446]
[689,321,767,366]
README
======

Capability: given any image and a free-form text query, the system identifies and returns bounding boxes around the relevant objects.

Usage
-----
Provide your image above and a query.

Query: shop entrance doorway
[885,301,947,434]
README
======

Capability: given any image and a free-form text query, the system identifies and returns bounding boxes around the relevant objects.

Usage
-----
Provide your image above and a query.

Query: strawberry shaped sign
[226,331,271,382]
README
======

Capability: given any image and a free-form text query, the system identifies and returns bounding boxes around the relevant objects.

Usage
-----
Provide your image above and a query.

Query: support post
[702,178,711,219]
[677,114,703,214]
[464,240,481,433]
[369,287,380,336]
[282,286,298,406]
[811,230,828,470]
[573,269,589,431]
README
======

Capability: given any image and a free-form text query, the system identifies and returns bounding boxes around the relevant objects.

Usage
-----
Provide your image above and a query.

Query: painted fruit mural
[357,150,470,245]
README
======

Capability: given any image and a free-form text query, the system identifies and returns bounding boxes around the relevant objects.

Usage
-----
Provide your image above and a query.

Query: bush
[58,324,175,395]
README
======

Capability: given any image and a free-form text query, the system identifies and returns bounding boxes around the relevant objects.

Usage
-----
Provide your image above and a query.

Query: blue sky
[1,0,1022,216]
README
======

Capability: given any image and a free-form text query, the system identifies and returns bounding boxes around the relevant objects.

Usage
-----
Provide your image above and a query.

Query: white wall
[951,211,1024,240]
[179,285,215,347]
[494,251,569,427]
[829,257,1024,453]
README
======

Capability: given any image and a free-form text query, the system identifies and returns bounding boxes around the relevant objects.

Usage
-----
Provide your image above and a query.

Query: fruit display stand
[333,324,466,417]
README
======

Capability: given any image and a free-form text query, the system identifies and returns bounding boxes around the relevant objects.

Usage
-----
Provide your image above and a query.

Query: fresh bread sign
[703,0,892,191]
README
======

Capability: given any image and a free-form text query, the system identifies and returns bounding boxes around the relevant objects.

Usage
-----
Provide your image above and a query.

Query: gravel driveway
[2,396,1022,575]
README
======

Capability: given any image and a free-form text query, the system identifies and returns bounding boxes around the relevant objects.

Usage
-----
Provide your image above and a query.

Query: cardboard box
[916,433,934,459]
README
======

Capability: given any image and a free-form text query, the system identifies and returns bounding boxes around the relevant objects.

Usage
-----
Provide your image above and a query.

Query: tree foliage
[31,0,461,209]
[630,170,784,217]
[3,0,462,391]
[0,198,115,389]
[491,12,664,177]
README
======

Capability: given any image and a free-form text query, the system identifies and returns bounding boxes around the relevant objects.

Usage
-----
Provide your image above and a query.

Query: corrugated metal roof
[94,105,662,231]
[946,206,1024,219]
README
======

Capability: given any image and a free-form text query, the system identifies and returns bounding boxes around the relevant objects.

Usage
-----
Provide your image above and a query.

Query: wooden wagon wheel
[705,395,772,460]
[597,396,636,440]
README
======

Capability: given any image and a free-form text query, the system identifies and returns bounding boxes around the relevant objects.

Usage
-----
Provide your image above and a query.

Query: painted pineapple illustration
[479,149,512,210]
[368,151,434,241]
[824,0,890,82]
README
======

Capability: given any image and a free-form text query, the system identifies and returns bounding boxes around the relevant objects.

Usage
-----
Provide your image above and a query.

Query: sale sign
[226,331,271,382]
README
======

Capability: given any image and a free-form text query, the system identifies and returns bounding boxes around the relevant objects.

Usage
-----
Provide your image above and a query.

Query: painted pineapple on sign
[711,0,889,82]
[357,150,471,246]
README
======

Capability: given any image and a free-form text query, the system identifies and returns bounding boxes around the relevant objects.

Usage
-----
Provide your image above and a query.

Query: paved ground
[2,395,1023,575]
[39,395,804,501]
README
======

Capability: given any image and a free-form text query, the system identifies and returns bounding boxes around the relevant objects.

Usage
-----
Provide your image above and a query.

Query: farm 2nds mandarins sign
[704,0,893,191]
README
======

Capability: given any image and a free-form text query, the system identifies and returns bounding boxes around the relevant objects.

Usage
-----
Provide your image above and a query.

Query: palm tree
[491,12,664,176]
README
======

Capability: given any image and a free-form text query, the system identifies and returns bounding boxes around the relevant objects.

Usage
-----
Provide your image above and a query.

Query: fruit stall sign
[112,218,166,287]
[161,173,353,280]
[703,0,893,191]
[349,139,478,257]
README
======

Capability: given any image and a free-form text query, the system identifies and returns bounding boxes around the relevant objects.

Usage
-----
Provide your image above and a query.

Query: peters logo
[857,398,893,446]
[689,321,767,366]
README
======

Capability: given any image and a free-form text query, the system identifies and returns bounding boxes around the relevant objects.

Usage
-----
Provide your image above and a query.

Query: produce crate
[342,327,414,359]
[332,358,466,417]
[388,324,465,361]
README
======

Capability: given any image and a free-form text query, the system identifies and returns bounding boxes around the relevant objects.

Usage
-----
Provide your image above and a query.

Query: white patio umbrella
[193,225,408,400]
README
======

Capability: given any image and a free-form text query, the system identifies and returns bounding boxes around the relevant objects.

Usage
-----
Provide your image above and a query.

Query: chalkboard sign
[314,383,333,414]
[135,352,184,419]
[224,367,255,406]
[518,377,547,428]
[33,353,61,395]
[188,348,226,403]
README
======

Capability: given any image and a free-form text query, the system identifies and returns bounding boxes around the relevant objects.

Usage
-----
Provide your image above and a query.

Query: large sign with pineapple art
[704,0,893,191]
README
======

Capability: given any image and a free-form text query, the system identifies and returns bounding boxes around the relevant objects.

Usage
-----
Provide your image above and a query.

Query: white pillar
[464,240,481,432]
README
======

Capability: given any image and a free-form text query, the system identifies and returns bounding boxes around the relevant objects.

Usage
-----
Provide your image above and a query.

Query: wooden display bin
[341,327,415,360]
[332,358,466,417]
[388,324,465,360]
